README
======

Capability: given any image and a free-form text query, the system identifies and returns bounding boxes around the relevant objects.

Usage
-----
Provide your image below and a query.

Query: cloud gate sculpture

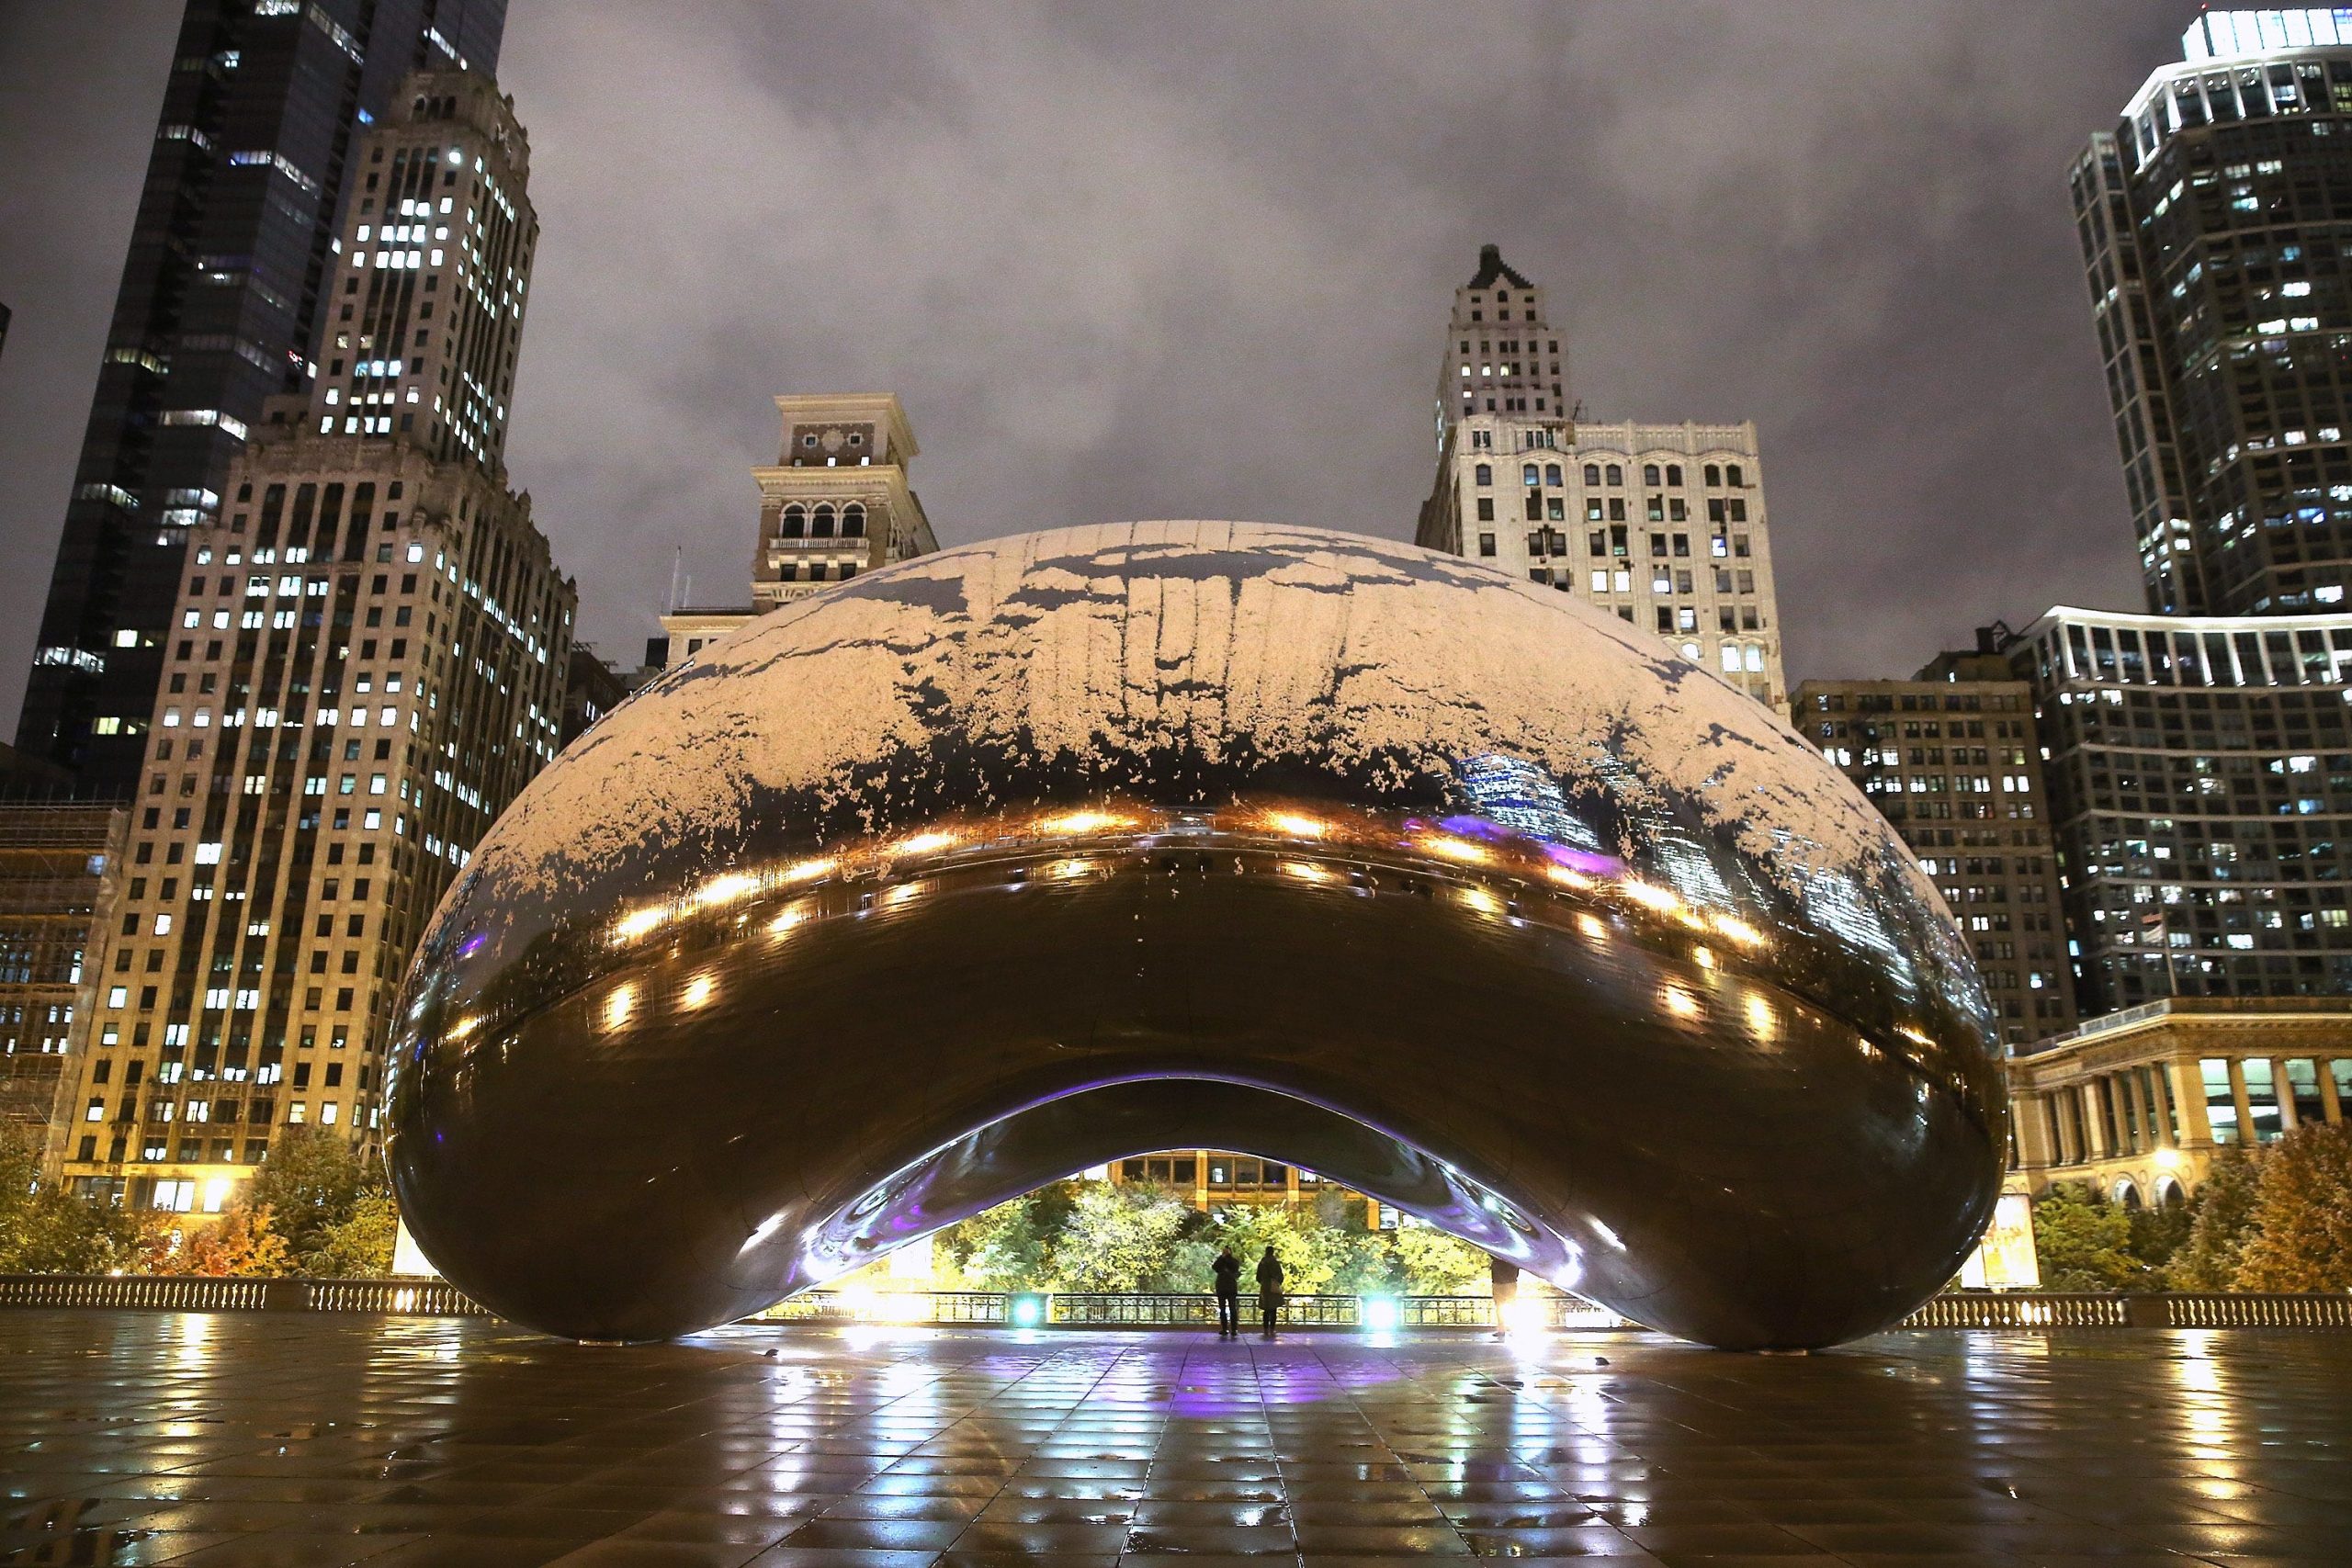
[386,522,2004,1350]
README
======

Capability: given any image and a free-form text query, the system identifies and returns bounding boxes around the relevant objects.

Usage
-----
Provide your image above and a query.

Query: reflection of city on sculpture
[385,523,2005,1349]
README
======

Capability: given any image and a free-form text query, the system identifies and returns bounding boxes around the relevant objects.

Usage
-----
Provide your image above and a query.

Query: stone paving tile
[2,1312,2351,1564]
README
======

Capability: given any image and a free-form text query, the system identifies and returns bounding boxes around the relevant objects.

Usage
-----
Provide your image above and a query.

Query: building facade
[51,68,574,1217]
[2072,8,2352,617]
[1792,652,2078,1050]
[0,805,128,1163]
[648,394,939,671]
[2007,997,2352,1207]
[1415,249,1786,709]
[2007,604,2352,1015]
[18,0,506,795]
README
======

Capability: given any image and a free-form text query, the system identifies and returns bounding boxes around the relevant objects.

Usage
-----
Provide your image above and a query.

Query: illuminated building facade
[1793,649,2078,1050]
[18,0,506,795]
[51,67,575,1216]
[1415,250,1786,709]
[2073,8,2352,616]
[648,394,939,671]
[2007,996,2352,1207]
[2006,604,2352,1013]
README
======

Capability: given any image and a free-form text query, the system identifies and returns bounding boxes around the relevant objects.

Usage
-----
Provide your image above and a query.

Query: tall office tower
[18,0,505,797]
[2005,606,2352,1014]
[649,394,940,671]
[1416,252,1786,709]
[52,69,574,1218]
[1792,647,2079,1050]
[0,802,128,1160]
[2072,8,2352,616]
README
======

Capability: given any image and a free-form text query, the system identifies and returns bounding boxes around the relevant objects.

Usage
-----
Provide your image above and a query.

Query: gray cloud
[0,1,2184,728]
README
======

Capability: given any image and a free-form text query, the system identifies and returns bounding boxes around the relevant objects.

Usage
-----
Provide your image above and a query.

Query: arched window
[1544,463,1563,486]
[1643,464,1660,486]
[1605,464,1623,486]
[1726,463,1745,487]
[780,504,806,539]
[1666,464,1683,486]
[1583,464,1600,485]
[1522,464,1540,486]
[812,503,836,538]
[1703,464,1722,487]
[842,503,866,538]
[1474,463,1492,486]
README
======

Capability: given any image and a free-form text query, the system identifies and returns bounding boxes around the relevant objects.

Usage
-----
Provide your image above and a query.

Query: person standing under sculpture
[1212,1247,1242,1339]
[1256,1246,1284,1339]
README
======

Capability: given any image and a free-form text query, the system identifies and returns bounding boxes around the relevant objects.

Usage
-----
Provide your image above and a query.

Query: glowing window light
[681,973,716,1010]
[1419,833,1488,864]
[1269,812,1329,839]
[444,1014,480,1042]
[694,871,761,908]
[1361,1295,1401,1332]
[1896,1025,1934,1048]
[603,984,636,1031]
[614,905,668,942]
[1662,985,1701,1019]
[779,856,836,885]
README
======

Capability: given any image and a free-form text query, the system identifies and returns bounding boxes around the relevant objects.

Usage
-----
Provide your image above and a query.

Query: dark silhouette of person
[1255,1246,1284,1339]
[1212,1247,1241,1338]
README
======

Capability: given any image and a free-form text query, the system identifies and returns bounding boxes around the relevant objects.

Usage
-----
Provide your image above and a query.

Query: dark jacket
[1212,1254,1241,1294]
[1255,1253,1284,1299]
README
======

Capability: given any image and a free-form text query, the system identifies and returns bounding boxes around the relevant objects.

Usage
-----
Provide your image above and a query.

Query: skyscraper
[1416,247,1788,710]
[53,68,574,1218]
[2072,7,2352,616]
[18,0,505,798]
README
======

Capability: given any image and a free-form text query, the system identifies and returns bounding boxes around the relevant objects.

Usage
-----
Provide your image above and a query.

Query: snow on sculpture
[385,522,2005,1348]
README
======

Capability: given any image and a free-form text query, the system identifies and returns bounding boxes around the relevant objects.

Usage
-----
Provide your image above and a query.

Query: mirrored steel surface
[386,523,2005,1348]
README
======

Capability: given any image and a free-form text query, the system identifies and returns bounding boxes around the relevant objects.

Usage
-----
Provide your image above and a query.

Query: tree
[2029,1185,2140,1292]
[1391,1221,1492,1295]
[933,1183,1075,1290]
[244,1125,383,1273]
[175,1201,293,1277]
[0,1130,154,1273]
[2126,1201,2194,1279]
[311,1191,399,1277]
[2168,1144,2263,1291]
[2232,1123,2352,1292]
[1047,1182,1190,1292]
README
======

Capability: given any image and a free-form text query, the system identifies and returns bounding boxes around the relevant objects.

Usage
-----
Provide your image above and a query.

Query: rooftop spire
[1468,243,1532,289]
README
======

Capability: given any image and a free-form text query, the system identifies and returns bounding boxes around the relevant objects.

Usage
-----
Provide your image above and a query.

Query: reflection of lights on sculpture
[1662,985,1701,1019]
[1577,913,1609,942]
[884,882,922,908]
[1745,992,1777,1040]
[445,1013,480,1042]
[1712,913,1766,947]
[896,831,957,856]
[681,973,716,1010]
[1897,1024,1934,1048]
[1361,1295,1401,1332]
[694,872,761,908]
[1039,810,1127,836]
[1546,864,1593,890]
[768,905,808,937]
[1419,833,1488,865]
[1459,886,1502,916]
[614,905,667,943]
[1052,859,1093,881]
[1692,945,1716,971]
[1281,860,1332,884]
[1269,812,1329,840]
[779,856,836,885]
[1588,1215,1625,1251]
[1620,878,1680,915]
[602,984,636,1031]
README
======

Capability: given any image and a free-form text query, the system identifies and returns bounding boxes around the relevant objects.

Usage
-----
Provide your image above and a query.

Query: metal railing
[6,1277,2349,1332]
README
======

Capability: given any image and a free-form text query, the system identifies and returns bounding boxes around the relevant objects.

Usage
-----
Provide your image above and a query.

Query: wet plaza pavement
[1,1313,2348,1566]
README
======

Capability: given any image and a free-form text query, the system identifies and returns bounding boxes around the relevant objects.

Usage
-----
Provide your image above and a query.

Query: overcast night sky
[0,2,2187,727]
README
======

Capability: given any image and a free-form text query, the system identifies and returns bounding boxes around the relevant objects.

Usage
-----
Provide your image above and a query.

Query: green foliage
[0,1130,153,1274]
[2029,1184,2141,1292]
[1047,1182,1193,1292]
[2233,1123,2352,1292]
[933,1182,1076,1291]
[311,1191,399,1278]
[1392,1222,1492,1294]
[2126,1201,2194,1277]
[244,1125,390,1274]
[2167,1144,2263,1291]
